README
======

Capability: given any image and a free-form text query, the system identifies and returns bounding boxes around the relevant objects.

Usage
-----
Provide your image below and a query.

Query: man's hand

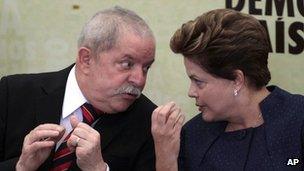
[67,115,107,171]
[16,124,65,171]
[151,102,185,171]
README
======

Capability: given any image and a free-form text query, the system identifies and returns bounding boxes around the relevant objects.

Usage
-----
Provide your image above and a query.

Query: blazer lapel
[34,65,73,125]
[66,113,129,171]
[34,65,73,170]
[35,89,65,125]
[94,112,129,151]
[67,112,130,171]
[260,86,301,169]
[195,121,227,169]
[35,89,65,170]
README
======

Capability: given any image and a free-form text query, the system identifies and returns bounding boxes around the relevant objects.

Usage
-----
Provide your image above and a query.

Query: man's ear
[233,69,245,91]
[76,47,92,74]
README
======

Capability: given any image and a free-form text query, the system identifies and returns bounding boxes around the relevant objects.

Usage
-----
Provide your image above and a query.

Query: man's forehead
[121,53,155,64]
[117,34,155,55]
[117,27,155,43]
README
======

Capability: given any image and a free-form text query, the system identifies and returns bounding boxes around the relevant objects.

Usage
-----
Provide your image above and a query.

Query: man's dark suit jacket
[179,86,304,170]
[0,65,157,171]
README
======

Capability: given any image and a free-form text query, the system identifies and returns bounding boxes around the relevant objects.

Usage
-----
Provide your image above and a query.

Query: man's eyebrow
[121,55,134,60]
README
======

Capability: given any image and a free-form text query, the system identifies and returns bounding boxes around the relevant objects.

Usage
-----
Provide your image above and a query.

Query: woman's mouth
[197,105,207,112]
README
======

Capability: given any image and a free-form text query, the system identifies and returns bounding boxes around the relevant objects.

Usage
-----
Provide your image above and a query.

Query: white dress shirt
[56,65,87,149]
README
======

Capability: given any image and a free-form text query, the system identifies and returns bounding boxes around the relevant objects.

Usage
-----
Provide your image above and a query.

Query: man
[0,6,156,171]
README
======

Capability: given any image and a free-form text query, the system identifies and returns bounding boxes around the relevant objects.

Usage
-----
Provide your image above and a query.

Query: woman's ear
[76,47,92,74]
[233,69,245,92]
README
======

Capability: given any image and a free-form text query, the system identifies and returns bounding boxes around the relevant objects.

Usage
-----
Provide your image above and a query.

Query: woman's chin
[202,112,220,122]
[202,113,212,122]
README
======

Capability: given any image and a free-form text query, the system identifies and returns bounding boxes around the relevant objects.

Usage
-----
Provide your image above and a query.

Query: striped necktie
[50,103,102,171]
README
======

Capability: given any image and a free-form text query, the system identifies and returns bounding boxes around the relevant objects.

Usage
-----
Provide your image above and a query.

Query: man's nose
[129,67,146,88]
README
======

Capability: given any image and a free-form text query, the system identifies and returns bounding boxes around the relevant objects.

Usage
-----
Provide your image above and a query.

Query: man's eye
[143,65,151,73]
[121,61,133,69]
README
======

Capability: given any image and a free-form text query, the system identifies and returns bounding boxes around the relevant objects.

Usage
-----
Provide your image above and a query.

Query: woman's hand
[151,102,185,171]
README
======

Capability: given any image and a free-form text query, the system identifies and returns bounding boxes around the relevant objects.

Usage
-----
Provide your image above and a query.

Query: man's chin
[110,100,135,113]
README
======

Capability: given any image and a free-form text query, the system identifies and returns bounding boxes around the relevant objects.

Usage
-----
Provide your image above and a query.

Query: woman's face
[183,57,237,122]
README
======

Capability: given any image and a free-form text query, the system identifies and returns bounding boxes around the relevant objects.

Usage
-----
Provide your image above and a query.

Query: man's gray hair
[78,6,154,57]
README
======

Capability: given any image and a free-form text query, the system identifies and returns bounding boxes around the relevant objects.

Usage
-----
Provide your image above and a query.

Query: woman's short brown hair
[170,9,271,89]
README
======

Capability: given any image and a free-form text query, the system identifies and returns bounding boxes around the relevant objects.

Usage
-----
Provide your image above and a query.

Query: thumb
[70,114,80,129]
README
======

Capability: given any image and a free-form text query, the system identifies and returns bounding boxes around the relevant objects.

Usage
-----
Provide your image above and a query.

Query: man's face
[85,33,155,114]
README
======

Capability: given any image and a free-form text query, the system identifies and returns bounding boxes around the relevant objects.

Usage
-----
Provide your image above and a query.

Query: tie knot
[80,103,103,125]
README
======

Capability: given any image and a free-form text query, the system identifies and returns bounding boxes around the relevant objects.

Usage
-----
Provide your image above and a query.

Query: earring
[234,89,238,96]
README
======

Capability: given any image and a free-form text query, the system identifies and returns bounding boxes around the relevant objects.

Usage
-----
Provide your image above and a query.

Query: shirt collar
[62,65,87,119]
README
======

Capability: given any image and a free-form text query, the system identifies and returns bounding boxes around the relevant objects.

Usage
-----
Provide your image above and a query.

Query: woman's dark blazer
[179,86,304,170]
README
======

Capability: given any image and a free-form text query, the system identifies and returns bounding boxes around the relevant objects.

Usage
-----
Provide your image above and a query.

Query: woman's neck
[225,86,270,132]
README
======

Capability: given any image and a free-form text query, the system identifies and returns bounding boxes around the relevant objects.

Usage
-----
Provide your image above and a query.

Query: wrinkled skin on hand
[151,102,185,171]
[16,124,65,171]
[66,115,107,171]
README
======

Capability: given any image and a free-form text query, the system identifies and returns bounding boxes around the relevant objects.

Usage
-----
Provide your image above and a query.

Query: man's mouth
[120,92,139,99]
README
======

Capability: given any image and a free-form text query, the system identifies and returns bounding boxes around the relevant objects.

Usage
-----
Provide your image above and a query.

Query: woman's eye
[194,79,204,86]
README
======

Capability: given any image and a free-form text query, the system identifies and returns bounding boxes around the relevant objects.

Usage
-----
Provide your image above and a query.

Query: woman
[151,9,304,170]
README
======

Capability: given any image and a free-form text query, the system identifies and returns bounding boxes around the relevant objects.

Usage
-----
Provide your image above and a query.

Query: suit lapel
[260,86,297,169]
[195,121,226,169]
[94,112,129,151]
[35,89,65,125]
[68,111,130,171]
[34,65,73,125]
[34,65,73,170]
